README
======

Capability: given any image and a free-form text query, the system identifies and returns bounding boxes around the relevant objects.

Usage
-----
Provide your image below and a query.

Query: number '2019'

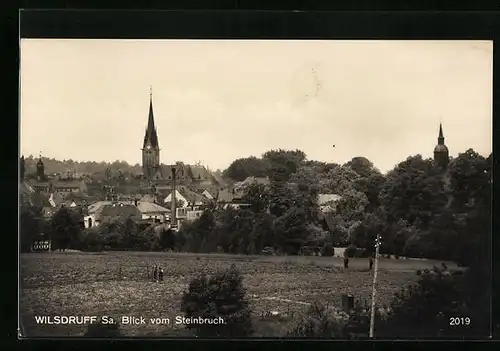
[449,317,471,326]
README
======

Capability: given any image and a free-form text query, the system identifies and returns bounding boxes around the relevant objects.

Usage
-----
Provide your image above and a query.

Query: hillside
[23,155,142,177]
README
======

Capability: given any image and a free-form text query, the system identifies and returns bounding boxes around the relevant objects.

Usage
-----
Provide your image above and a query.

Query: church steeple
[36,152,45,181]
[433,123,449,169]
[142,87,161,180]
[437,123,444,145]
[143,86,159,149]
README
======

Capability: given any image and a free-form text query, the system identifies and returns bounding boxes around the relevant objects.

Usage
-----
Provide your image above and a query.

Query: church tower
[36,153,45,181]
[433,123,449,169]
[142,88,162,180]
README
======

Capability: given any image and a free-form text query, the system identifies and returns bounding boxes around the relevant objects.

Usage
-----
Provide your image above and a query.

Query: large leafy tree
[180,265,253,337]
[447,149,490,212]
[273,206,309,254]
[344,156,379,179]
[289,166,320,188]
[223,156,269,181]
[378,155,447,229]
[263,149,306,182]
[241,183,270,214]
[20,204,44,252]
[354,173,386,212]
[318,165,359,194]
[49,207,82,250]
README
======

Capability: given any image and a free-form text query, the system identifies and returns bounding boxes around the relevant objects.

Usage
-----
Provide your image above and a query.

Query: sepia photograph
[19,39,492,338]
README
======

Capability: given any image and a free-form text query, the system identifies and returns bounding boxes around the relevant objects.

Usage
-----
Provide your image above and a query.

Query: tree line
[181,148,491,267]
[22,148,491,269]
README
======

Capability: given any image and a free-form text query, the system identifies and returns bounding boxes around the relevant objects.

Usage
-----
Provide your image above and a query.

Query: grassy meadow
[19,251,459,337]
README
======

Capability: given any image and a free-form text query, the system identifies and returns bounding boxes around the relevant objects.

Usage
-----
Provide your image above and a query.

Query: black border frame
[7,7,499,351]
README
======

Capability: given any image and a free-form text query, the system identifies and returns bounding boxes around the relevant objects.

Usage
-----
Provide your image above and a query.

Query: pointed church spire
[438,123,444,145]
[143,87,159,149]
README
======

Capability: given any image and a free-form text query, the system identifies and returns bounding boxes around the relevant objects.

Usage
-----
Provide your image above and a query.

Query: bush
[344,244,357,258]
[342,299,384,339]
[287,301,348,337]
[376,266,487,338]
[322,243,335,257]
[354,247,368,258]
[180,264,253,337]
[84,319,124,337]
[80,228,104,252]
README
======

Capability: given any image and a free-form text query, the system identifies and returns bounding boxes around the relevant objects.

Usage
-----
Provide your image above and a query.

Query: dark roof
[64,191,88,200]
[29,180,50,188]
[165,186,208,205]
[31,193,51,208]
[143,96,159,149]
[51,180,83,189]
[136,201,170,214]
[161,163,189,180]
[188,165,211,180]
[322,214,339,231]
[94,203,142,221]
[140,194,156,203]
[434,144,449,153]
[42,206,56,218]
[211,172,227,186]
[216,188,234,203]
[20,182,35,196]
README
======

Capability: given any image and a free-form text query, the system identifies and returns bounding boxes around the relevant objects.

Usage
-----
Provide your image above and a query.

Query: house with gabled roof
[85,201,142,228]
[318,194,342,213]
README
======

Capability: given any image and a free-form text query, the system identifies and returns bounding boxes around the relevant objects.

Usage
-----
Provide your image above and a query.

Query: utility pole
[369,233,382,338]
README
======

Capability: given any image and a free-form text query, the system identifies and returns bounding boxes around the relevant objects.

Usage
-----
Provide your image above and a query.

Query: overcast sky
[20,39,492,173]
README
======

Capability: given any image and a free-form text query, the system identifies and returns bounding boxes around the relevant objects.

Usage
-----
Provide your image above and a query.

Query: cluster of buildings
[19,88,451,235]
[19,92,259,231]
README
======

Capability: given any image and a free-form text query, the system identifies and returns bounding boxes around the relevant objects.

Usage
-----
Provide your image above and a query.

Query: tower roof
[434,144,449,153]
[143,89,159,149]
[437,123,445,146]
[434,123,448,154]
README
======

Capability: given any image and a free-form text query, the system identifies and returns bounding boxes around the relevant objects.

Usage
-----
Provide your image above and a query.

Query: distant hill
[22,156,231,186]
[23,155,142,177]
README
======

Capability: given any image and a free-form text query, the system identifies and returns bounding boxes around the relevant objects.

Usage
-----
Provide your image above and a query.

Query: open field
[19,251,460,337]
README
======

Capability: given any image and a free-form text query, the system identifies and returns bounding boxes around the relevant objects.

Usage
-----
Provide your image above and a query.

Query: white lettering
[150,317,170,325]
[121,316,146,325]
[175,316,225,325]
[101,316,115,324]
[34,316,99,325]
